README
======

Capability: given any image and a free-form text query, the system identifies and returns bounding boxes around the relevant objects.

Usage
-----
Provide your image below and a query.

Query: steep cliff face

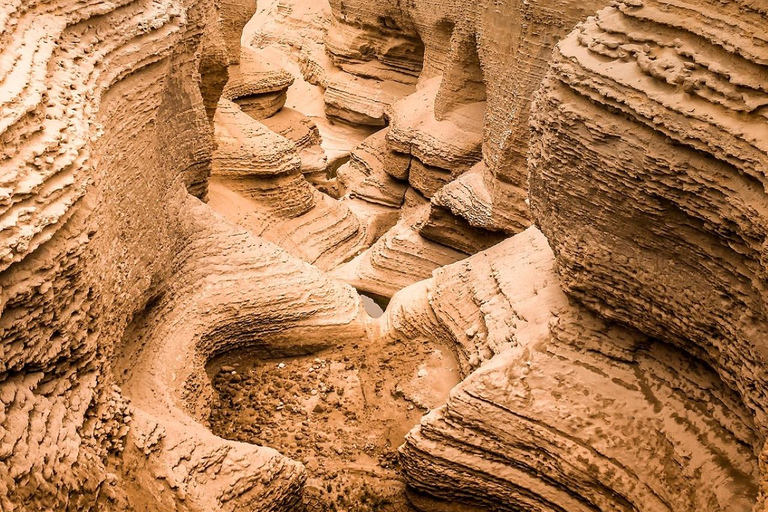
[0,0,330,509]
[527,0,768,507]
[529,0,768,445]
[0,0,211,506]
[5,0,765,509]
[310,0,613,298]
[324,0,611,233]
[326,0,424,85]
[208,97,369,269]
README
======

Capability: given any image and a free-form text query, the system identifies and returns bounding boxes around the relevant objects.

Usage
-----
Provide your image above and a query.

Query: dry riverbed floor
[207,331,460,511]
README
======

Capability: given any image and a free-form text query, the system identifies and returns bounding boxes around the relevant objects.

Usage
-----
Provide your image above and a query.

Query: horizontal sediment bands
[211,84,369,270]
[0,0,316,508]
[527,0,768,508]
[0,0,189,274]
[529,1,768,433]
[401,328,759,511]
[391,231,759,511]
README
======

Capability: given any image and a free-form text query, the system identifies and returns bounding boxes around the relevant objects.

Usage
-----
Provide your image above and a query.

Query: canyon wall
[318,0,615,298]
[530,0,768,432]
[390,229,759,511]
[390,0,768,510]
[0,0,365,509]
[324,0,611,233]
[1,0,217,506]
[530,0,768,466]
[3,0,766,510]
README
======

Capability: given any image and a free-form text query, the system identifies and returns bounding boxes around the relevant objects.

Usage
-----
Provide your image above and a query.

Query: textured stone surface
[325,0,424,84]
[209,99,368,270]
[224,47,295,120]
[530,0,768,445]
[330,191,467,298]
[5,0,767,509]
[337,128,410,208]
[527,0,768,508]
[116,195,368,510]
[391,228,760,511]
[323,0,611,233]
[0,0,317,509]
[322,0,422,125]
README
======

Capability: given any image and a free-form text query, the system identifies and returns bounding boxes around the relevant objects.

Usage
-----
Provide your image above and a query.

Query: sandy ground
[207,329,459,511]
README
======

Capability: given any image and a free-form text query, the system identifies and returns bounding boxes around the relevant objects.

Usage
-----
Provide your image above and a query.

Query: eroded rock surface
[0,0,318,509]
[3,0,767,510]
[529,0,768,501]
[391,228,759,511]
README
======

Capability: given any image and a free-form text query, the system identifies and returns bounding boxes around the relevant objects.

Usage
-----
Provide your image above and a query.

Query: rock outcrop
[313,0,619,292]
[5,0,767,509]
[115,195,368,511]
[323,0,612,234]
[529,0,768,452]
[224,46,295,120]
[323,0,422,125]
[0,0,342,509]
[374,0,768,509]
[384,0,768,510]
[209,98,368,270]
[391,229,760,511]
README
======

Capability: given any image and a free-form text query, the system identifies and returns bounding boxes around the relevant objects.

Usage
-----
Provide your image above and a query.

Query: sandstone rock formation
[224,47,295,120]
[0,0,332,509]
[3,0,766,510]
[526,0,768,506]
[396,1,768,511]
[390,228,760,511]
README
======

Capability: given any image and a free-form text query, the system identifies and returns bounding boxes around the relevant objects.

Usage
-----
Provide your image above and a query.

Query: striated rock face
[115,195,367,511]
[325,0,424,84]
[523,0,768,509]
[6,0,767,509]
[0,0,223,506]
[529,0,768,457]
[0,0,343,509]
[224,47,295,120]
[200,0,257,138]
[392,228,760,511]
[323,0,612,233]
[309,0,616,296]
[323,0,422,125]
[209,97,368,270]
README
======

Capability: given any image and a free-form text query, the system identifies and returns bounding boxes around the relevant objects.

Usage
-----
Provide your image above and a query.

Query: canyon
[0,0,766,511]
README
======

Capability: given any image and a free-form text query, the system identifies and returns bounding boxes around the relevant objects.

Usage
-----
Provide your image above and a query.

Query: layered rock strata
[387,78,485,198]
[223,46,295,120]
[331,191,468,299]
[529,0,768,459]
[323,0,422,125]
[325,0,424,84]
[6,0,767,510]
[324,0,611,234]
[209,99,367,270]
[391,228,760,511]
[115,194,369,511]
[0,0,331,509]
[199,0,257,127]
[336,129,410,209]
[328,77,495,294]
[316,0,615,293]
